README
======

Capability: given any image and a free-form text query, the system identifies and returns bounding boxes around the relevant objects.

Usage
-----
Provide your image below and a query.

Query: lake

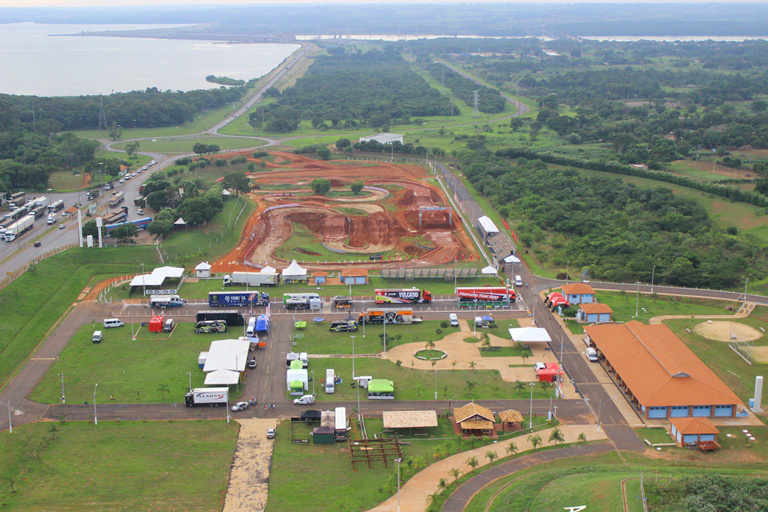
[0,23,300,97]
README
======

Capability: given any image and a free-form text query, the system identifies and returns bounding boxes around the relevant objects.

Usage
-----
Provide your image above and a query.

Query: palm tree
[578,432,587,444]
[514,380,526,396]
[485,450,498,464]
[452,360,457,370]
[438,478,447,491]
[449,468,461,482]
[528,434,542,451]
[481,335,492,350]
[468,360,476,371]
[426,340,436,351]
[157,384,169,401]
[506,442,518,457]
[464,380,477,397]
[465,456,479,470]
[549,428,565,446]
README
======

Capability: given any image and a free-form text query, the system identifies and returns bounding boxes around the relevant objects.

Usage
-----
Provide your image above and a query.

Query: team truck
[222,271,280,287]
[184,387,229,407]
[358,308,417,325]
[283,293,321,310]
[208,291,270,308]
[4,215,34,242]
[374,288,432,304]
[34,196,48,208]
[456,287,516,307]
[47,199,64,213]
[149,295,185,308]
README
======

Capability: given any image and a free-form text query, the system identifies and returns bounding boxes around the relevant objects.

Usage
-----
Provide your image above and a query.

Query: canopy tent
[509,327,552,344]
[313,317,325,323]
[289,359,303,370]
[282,259,308,281]
[204,369,240,386]
[289,380,304,392]
[504,254,521,264]
[546,292,570,308]
[261,265,276,274]
[129,266,185,288]
[301,409,322,421]
[481,315,495,322]
[481,265,498,275]
[203,338,250,372]
[478,215,499,234]
[286,369,308,393]
[174,218,186,226]
[368,379,394,393]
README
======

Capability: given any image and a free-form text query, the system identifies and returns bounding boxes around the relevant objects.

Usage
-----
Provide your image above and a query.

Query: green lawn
[303,357,557,402]
[0,421,238,511]
[637,427,676,446]
[30,322,232,404]
[112,135,262,155]
[0,246,160,392]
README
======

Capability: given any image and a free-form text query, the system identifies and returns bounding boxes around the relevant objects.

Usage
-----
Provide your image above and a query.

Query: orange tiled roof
[580,303,613,314]
[341,268,368,277]
[561,283,596,296]
[585,321,741,408]
[313,271,328,277]
[671,417,720,435]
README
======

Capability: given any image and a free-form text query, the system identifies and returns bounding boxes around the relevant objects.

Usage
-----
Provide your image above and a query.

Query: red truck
[456,287,515,303]
[374,288,432,304]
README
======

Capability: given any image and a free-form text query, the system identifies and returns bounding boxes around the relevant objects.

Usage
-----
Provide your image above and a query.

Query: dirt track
[211,152,479,273]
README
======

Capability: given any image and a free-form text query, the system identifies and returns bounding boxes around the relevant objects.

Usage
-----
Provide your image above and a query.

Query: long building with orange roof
[584,321,742,420]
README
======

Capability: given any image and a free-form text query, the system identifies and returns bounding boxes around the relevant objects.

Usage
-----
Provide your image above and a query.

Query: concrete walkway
[368,424,606,512]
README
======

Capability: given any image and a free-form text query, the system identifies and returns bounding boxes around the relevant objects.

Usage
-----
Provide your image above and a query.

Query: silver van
[586,348,599,362]
[514,275,523,287]
[103,318,124,329]
[92,330,102,344]
[449,313,459,327]
[163,319,175,333]
[246,316,257,337]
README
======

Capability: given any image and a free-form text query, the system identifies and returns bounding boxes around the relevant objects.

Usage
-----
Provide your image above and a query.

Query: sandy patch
[692,321,762,342]
[751,347,768,364]
[223,418,278,512]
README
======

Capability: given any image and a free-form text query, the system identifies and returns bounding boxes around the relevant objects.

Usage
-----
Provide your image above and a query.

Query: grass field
[0,421,238,511]
[0,246,160,392]
[588,290,734,323]
[302,357,556,402]
[112,135,262,155]
[30,322,239,404]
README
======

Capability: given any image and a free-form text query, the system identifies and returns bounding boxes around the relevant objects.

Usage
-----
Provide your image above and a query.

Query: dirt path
[367,424,606,512]
[223,418,278,512]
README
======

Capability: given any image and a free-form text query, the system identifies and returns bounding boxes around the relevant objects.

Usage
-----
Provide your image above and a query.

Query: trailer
[47,199,64,213]
[107,217,152,232]
[196,310,245,327]
[358,308,417,325]
[208,291,270,308]
[374,288,432,304]
[9,192,25,207]
[456,287,516,306]
[109,191,125,208]
[149,294,185,308]
[334,406,349,441]
[31,206,46,220]
[222,271,280,287]
[184,387,229,407]
[4,215,34,242]
[133,196,145,207]
[33,196,49,208]
[283,293,321,310]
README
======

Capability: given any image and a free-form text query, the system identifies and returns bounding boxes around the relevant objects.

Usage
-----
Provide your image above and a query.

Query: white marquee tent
[203,339,250,373]
[282,259,308,282]
[509,327,552,344]
[204,369,240,386]
[481,265,498,275]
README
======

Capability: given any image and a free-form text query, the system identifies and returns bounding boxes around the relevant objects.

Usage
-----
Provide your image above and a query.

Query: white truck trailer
[4,215,34,242]
[184,387,229,407]
[223,271,280,287]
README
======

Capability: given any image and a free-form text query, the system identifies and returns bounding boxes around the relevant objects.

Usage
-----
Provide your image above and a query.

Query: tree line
[424,62,506,114]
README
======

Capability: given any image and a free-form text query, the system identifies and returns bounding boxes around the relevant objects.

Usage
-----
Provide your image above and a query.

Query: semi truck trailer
[456,287,516,303]
[283,293,321,310]
[358,308,417,325]
[223,271,280,287]
[4,215,34,242]
[374,288,432,304]
[208,291,270,308]
[184,387,229,407]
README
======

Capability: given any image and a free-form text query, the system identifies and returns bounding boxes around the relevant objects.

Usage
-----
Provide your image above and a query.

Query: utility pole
[651,264,656,293]
[93,383,98,426]
[635,281,640,318]
[745,274,752,303]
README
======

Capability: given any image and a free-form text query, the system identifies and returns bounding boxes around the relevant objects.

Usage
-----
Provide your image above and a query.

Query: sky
[2,0,767,6]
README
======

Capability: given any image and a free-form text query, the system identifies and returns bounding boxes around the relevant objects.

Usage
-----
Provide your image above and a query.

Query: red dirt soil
[210,152,479,273]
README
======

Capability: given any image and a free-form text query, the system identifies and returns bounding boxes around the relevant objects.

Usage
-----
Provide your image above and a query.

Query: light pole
[0,399,11,434]
[93,383,98,426]
[186,370,192,392]
[453,258,458,293]
[651,264,656,293]
[744,274,752,303]
[635,281,640,318]
[395,457,402,512]
[434,367,438,400]
[311,370,315,395]
[383,320,387,353]
[529,382,535,429]
[553,405,558,421]
[140,263,146,298]
[597,398,603,432]
[226,396,230,424]
[59,372,65,404]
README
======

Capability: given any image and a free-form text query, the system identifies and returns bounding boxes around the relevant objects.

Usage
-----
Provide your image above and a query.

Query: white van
[299,352,308,368]
[293,394,315,405]
[449,313,459,327]
[47,213,56,225]
[325,369,335,394]
[586,348,599,362]
[103,318,124,329]
[514,275,523,287]
[92,330,102,344]
[474,316,483,327]
[246,316,257,337]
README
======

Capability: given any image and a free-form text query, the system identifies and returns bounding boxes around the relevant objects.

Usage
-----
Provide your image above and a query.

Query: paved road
[442,442,615,511]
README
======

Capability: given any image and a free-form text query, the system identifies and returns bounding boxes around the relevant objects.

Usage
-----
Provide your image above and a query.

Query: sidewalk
[368,424,606,512]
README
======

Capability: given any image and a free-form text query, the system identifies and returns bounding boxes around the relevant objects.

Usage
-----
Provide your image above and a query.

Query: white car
[118,179,125,184]
[266,428,276,439]
[534,362,546,373]
[449,313,459,327]
[137,209,144,215]
[58,223,65,230]
[231,401,249,412]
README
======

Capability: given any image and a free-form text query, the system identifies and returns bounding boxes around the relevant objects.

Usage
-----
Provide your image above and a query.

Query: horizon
[4,0,768,7]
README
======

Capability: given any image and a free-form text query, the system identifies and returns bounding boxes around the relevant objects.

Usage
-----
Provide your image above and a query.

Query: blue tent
[482,315,495,322]
[313,317,325,323]
[255,314,270,334]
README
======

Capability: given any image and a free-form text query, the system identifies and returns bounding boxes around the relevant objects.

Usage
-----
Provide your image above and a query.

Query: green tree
[577,432,587,444]
[81,220,105,240]
[449,468,461,482]
[147,218,173,238]
[336,138,351,149]
[514,380,526,396]
[350,181,364,195]
[111,223,139,243]
[157,384,169,401]
[528,434,542,450]
[311,178,331,195]
[549,427,565,446]
[222,172,251,197]
[317,147,331,160]
[465,456,479,470]
[125,141,140,159]
[108,122,122,141]
[505,442,518,457]
[485,450,497,464]
[464,380,476,397]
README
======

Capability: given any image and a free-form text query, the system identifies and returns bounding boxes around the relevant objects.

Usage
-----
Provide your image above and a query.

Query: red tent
[545,292,569,308]
[536,363,563,383]
[149,314,165,333]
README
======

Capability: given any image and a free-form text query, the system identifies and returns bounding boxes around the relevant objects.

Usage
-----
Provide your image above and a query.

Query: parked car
[586,347,599,362]
[449,313,459,327]
[266,428,276,439]
[137,208,144,215]
[231,401,249,412]
[247,359,257,369]
[33,241,41,247]
[329,320,358,333]
[293,394,315,405]
[534,362,546,373]
[58,223,65,229]
[118,179,125,184]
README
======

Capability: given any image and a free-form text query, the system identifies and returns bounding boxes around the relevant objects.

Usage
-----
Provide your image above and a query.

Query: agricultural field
[0,421,238,511]
[112,135,261,155]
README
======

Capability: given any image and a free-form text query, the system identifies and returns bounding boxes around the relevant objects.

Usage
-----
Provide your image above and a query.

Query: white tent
[204,369,240,386]
[203,338,250,372]
[504,255,521,264]
[286,369,309,391]
[129,266,185,287]
[261,265,276,274]
[509,327,552,344]
[282,259,308,282]
[478,216,499,234]
[481,265,498,275]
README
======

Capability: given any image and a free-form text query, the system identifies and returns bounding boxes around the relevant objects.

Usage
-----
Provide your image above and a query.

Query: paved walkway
[368,424,606,512]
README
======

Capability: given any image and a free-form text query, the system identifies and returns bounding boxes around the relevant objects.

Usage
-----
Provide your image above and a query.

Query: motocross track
[211,151,478,273]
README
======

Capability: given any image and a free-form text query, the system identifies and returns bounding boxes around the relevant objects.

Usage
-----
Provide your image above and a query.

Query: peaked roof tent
[368,379,394,393]
[282,259,307,277]
[481,265,498,275]
[202,338,250,373]
[478,215,499,234]
[509,327,552,344]
[195,261,212,271]
[204,369,240,386]
[504,254,521,264]
[129,266,185,287]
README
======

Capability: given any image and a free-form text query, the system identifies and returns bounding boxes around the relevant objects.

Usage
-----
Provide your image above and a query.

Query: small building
[359,133,404,145]
[195,262,212,278]
[367,379,394,399]
[312,271,328,285]
[454,403,495,437]
[577,303,613,324]
[670,417,720,447]
[498,409,524,432]
[312,425,335,444]
[149,314,165,333]
[341,268,368,285]
[561,283,596,305]
[477,215,499,241]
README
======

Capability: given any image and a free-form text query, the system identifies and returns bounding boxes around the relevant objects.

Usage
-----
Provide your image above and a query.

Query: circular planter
[414,349,447,361]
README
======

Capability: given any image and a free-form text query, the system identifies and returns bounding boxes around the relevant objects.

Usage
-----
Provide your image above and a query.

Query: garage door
[670,406,689,418]
[714,405,733,417]
[692,405,711,417]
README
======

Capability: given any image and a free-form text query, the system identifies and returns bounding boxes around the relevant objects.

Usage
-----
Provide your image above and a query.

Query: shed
[382,410,438,432]
[367,379,394,399]
[341,268,368,285]
[282,259,308,283]
[312,271,328,285]
[312,425,336,444]
[149,314,165,333]
[509,327,552,345]
[204,369,240,386]
[498,409,524,431]
[670,417,720,447]
[561,283,596,305]
[577,303,613,324]
[453,402,495,437]
[195,262,212,278]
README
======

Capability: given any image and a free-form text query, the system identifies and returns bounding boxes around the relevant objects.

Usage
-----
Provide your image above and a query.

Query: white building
[359,133,404,145]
